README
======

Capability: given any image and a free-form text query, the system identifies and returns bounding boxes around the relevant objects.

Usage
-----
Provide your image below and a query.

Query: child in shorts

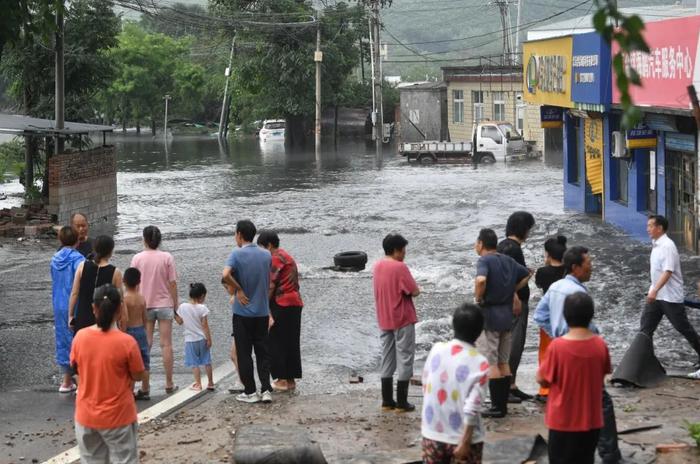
[176,283,214,391]
[222,278,244,393]
[123,267,151,400]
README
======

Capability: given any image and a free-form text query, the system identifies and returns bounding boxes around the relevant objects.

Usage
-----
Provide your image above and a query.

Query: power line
[384,0,591,48]
[387,0,591,58]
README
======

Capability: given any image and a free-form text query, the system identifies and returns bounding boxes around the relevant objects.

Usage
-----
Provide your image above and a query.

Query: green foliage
[0,0,119,120]
[684,420,700,447]
[140,2,208,38]
[593,0,649,130]
[212,0,370,130]
[0,139,24,183]
[0,0,62,64]
[102,22,207,129]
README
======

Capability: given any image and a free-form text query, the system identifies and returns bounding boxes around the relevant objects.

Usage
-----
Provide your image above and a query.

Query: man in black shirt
[71,212,94,259]
[497,211,535,403]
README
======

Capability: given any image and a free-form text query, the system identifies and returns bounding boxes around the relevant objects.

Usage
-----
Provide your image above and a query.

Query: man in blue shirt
[222,220,273,403]
[534,246,622,464]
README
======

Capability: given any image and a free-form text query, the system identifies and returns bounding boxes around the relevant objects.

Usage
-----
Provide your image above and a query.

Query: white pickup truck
[399,121,541,164]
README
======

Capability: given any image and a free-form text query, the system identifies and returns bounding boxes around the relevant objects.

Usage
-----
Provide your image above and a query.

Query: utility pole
[55,6,64,154]
[219,34,236,141]
[163,95,171,138]
[494,1,513,65]
[315,20,322,153]
[370,0,382,158]
[514,0,522,64]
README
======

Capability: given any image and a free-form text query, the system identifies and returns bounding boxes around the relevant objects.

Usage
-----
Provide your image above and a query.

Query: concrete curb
[42,363,234,464]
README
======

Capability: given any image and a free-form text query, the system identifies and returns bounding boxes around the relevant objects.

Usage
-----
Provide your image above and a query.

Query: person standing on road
[71,284,145,463]
[131,225,180,394]
[533,235,567,403]
[497,211,535,403]
[69,235,123,333]
[70,212,95,259]
[537,292,611,464]
[641,215,700,364]
[51,226,85,393]
[257,230,304,392]
[474,228,530,419]
[421,303,490,464]
[373,233,420,413]
[222,220,274,404]
[534,246,622,464]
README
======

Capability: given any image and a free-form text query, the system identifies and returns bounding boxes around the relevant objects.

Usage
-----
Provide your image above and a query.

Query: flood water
[2,134,700,394]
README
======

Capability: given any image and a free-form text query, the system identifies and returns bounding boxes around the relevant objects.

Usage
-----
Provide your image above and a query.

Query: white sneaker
[228,380,245,394]
[261,390,272,403]
[688,368,700,379]
[235,392,260,403]
[58,384,76,393]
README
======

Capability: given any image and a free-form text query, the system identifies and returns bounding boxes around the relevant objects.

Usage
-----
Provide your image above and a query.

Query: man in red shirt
[537,292,611,464]
[373,233,421,412]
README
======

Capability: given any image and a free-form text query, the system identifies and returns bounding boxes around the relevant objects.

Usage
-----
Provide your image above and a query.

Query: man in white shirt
[641,215,700,365]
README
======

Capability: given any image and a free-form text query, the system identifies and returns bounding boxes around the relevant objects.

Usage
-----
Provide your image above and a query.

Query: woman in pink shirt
[130,226,179,394]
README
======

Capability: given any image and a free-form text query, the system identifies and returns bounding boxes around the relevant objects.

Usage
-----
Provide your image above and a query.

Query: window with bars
[493,91,505,121]
[453,90,464,123]
[472,91,484,123]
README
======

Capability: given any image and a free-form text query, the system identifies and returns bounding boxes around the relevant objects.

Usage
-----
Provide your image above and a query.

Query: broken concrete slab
[232,425,327,464]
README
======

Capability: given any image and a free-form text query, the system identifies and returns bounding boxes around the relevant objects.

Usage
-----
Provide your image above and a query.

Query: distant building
[441,65,543,151]
[398,82,447,143]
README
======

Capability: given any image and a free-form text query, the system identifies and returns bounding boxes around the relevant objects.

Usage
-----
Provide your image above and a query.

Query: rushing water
[1,134,699,393]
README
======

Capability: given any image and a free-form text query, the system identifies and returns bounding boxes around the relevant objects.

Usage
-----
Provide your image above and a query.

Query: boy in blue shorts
[123,267,151,400]
[177,283,214,391]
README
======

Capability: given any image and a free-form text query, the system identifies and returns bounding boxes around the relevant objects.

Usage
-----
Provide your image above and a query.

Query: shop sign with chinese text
[612,15,700,109]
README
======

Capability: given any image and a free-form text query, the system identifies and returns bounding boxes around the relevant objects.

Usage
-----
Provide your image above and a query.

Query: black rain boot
[482,377,507,418]
[506,375,522,404]
[395,380,415,412]
[381,377,396,411]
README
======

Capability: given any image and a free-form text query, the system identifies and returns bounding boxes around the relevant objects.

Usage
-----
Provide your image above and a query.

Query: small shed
[398,82,447,143]
[0,114,116,230]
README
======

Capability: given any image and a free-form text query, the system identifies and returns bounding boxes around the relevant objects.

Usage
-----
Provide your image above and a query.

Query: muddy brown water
[1,135,700,396]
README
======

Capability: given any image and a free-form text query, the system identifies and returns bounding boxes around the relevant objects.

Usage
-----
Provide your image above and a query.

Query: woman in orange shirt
[70,284,145,463]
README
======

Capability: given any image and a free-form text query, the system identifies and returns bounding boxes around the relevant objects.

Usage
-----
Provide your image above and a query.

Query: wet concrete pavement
[2,136,700,461]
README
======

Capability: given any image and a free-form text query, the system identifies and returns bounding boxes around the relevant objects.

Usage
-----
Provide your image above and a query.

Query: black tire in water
[333,251,368,270]
[417,153,436,165]
[477,152,496,164]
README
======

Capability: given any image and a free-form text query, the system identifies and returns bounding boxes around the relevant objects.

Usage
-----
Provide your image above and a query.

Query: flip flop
[165,385,179,394]
[189,383,202,392]
[207,385,215,391]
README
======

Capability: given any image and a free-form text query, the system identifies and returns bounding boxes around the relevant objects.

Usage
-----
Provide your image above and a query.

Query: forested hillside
[380,0,685,78]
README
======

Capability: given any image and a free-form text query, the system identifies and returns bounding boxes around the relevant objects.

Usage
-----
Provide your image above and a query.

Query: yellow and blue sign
[571,32,612,110]
[626,128,657,149]
[523,36,574,108]
[540,106,564,128]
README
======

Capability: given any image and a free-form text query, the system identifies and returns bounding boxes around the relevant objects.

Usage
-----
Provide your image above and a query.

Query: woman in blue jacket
[51,226,85,393]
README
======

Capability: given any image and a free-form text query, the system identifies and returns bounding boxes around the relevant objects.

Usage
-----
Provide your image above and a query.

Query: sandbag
[611,332,666,388]
[232,425,327,464]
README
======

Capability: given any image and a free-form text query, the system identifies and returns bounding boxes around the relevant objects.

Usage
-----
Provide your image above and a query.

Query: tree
[1,0,119,120]
[0,0,59,64]
[0,0,118,196]
[212,0,371,145]
[103,23,202,133]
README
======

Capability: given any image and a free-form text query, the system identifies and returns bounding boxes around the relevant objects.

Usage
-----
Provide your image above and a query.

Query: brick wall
[48,146,117,231]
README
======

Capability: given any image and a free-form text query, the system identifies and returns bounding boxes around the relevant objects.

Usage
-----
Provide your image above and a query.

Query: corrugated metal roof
[398,81,447,91]
[0,114,113,135]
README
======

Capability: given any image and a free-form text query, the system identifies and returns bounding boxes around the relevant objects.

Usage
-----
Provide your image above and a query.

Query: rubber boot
[482,377,507,418]
[381,377,396,411]
[598,389,622,463]
[395,380,415,412]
